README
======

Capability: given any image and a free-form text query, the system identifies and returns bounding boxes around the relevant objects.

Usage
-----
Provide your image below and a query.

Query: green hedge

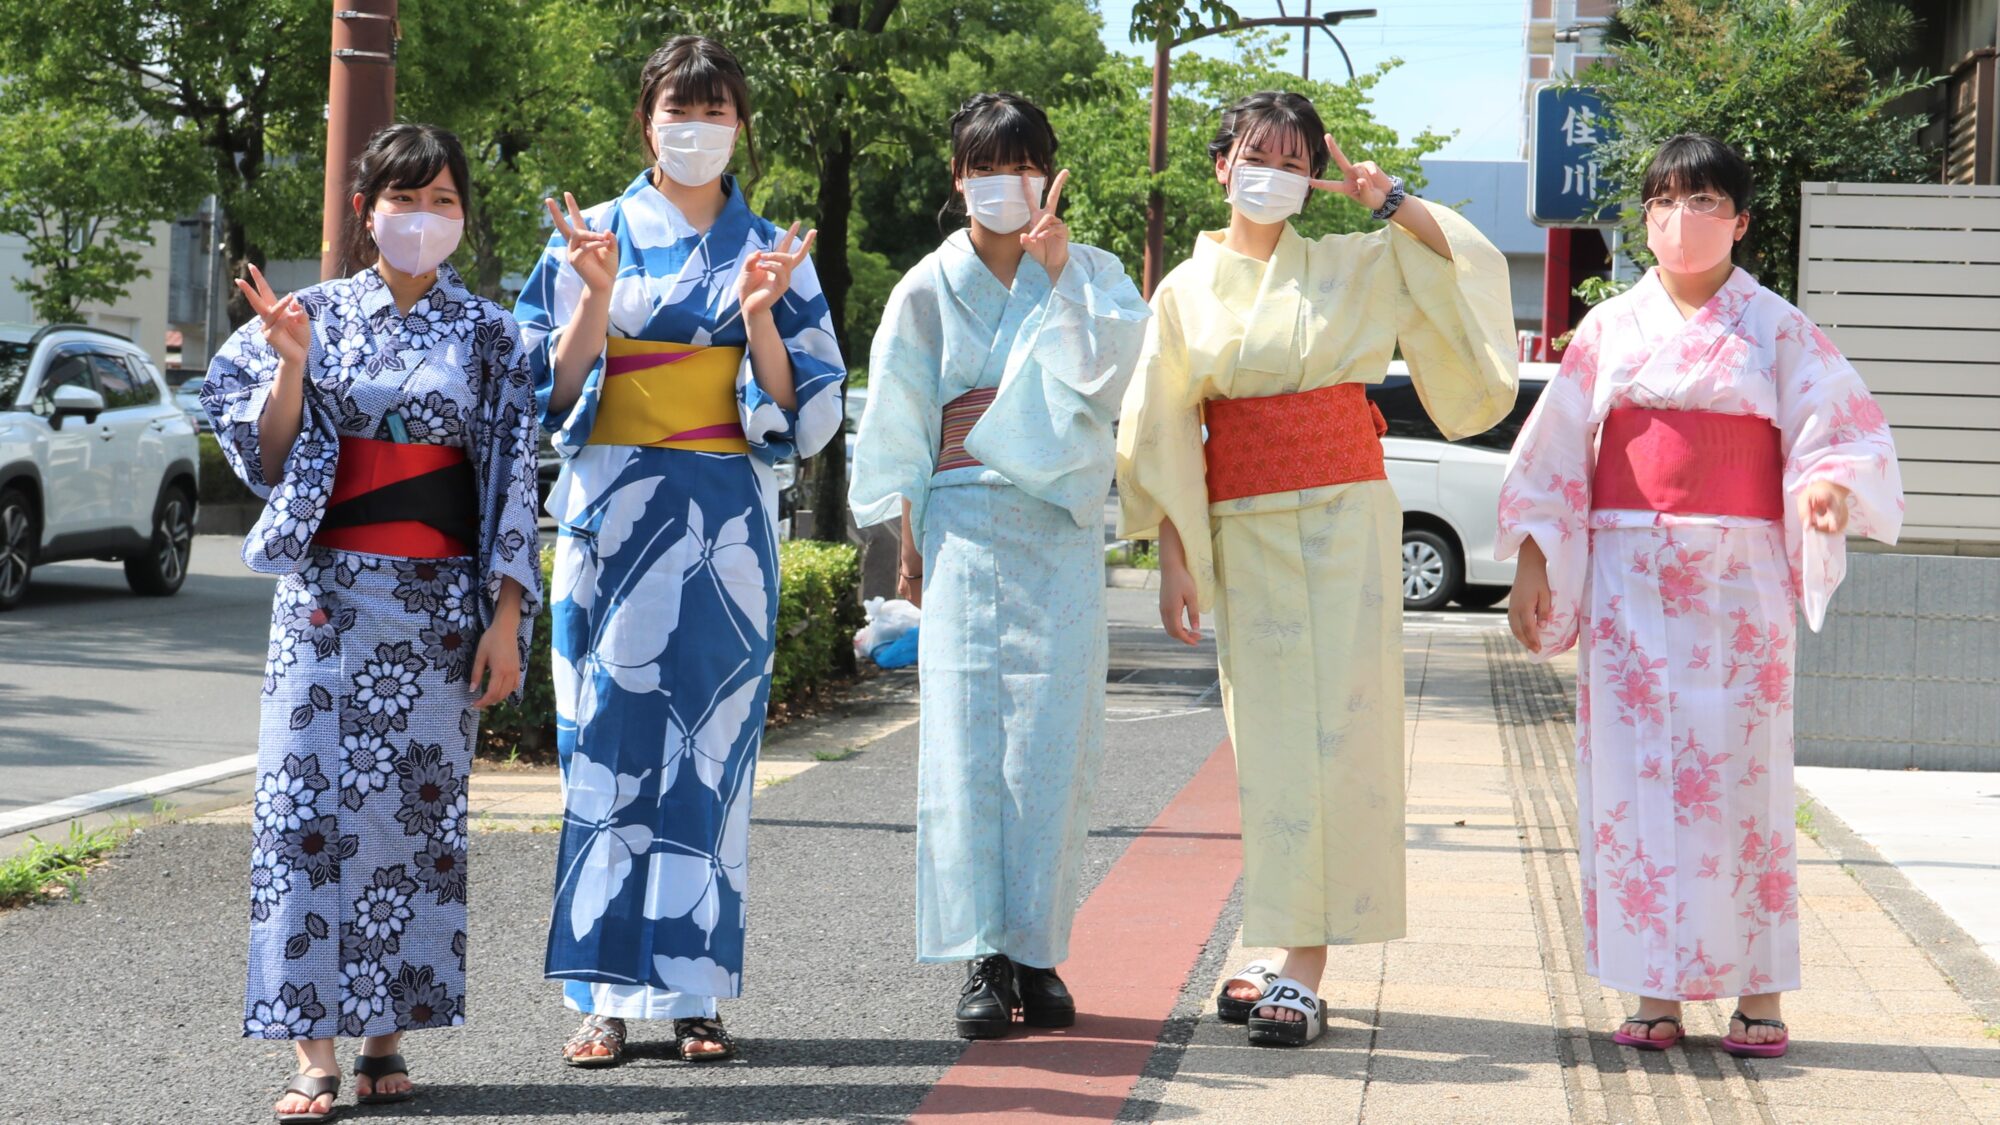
[197,433,260,505]
[480,538,864,762]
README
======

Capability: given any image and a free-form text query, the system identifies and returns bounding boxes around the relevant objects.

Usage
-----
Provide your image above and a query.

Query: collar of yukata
[349,260,470,325]
[941,226,1051,303]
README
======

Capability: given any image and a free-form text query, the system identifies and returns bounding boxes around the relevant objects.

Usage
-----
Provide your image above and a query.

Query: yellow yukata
[1116,207,1516,948]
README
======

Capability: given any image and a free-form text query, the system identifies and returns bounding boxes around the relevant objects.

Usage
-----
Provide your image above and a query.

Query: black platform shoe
[1015,964,1076,1028]
[956,954,1019,1039]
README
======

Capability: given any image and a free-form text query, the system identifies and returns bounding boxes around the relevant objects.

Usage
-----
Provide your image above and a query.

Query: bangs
[1641,134,1753,210]
[377,134,458,193]
[656,59,738,111]
[951,99,1056,176]
[1209,92,1330,177]
[1239,117,1313,165]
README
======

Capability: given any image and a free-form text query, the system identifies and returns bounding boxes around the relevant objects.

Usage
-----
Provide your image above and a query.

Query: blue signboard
[1530,85,1619,226]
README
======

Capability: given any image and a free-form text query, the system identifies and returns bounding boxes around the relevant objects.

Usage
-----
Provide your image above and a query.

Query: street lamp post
[1141,9,1376,296]
[319,1,400,282]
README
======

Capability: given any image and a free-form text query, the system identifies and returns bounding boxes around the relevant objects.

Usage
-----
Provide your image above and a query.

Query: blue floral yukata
[516,173,844,1020]
[203,263,542,1040]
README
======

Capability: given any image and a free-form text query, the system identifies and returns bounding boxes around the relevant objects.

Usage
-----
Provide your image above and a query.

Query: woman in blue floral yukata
[203,124,541,1123]
[515,35,844,1068]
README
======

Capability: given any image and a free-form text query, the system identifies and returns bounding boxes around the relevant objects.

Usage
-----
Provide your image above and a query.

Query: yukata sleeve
[514,230,599,439]
[971,245,1152,528]
[473,313,546,692]
[1115,284,1217,609]
[198,294,341,572]
[743,254,846,465]
[847,268,943,535]
[1494,313,1601,660]
[1384,204,1520,439]
[1773,310,1904,631]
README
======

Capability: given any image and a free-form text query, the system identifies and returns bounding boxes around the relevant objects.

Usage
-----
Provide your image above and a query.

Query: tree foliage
[1585,0,1934,301]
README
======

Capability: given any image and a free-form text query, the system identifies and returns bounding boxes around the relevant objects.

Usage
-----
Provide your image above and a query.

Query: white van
[1370,361,1554,611]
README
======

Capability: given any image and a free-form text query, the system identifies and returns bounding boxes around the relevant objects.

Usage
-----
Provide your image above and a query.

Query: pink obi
[1592,408,1784,520]
[935,387,997,474]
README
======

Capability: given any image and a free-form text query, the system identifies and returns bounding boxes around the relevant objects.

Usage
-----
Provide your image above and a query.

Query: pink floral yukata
[1496,267,1903,1000]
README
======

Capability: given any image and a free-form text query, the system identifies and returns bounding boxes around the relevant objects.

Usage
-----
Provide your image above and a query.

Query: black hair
[635,35,760,180]
[1640,133,1754,214]
[938,92,1058,232]
[339,123,471,276]
[1208,91,1331,180]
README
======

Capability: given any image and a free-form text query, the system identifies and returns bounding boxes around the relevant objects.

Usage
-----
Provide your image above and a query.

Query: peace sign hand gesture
[544,192,619,296]
[1020,169,1071,282]
[1309,134,1395,212]
[234,263,310,372]
[738,222,817,320]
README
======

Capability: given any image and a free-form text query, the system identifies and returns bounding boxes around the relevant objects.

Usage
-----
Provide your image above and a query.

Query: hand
[1158,558,1202,647]
[235,264,309,370]
[1308,134,1394,212]
[897,566,923,610]
[1799,480,1851,535]
[1508,551,1553,654]
[469,621,522,709]
[738,222,817,320]
[1019,169,1071,281]
[544,192,619,296]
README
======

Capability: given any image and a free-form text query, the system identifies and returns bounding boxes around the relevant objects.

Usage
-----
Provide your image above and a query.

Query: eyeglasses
[1643,193,1727,221]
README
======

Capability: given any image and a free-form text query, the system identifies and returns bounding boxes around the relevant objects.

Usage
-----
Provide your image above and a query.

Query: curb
[1106,566,1159,589]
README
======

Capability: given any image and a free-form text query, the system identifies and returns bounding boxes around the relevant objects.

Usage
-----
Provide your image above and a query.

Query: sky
[1092,0,1530,162]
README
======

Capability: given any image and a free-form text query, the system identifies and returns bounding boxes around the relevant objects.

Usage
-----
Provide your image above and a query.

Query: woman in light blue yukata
[848,92,1150,1039]
[514,34,844,1067]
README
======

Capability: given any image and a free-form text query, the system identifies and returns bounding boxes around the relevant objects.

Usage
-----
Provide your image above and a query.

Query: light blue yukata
[849,230,1148,967]
[516,172,844,1020]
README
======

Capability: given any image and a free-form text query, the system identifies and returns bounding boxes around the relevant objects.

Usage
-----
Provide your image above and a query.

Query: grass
[1104,544,1160,570]
[811,748,858,763]
[0,822,126,909]
[1795,799,1818,838]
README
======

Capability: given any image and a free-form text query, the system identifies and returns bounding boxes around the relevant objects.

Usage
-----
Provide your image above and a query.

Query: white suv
[0,324,200,610]
[1369,361,1554,611]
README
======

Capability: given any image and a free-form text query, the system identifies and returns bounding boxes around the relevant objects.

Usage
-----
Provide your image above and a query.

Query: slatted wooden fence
[1799,181,2000,545]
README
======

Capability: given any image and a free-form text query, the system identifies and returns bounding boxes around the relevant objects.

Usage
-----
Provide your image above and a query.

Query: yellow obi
[585,336,750,453]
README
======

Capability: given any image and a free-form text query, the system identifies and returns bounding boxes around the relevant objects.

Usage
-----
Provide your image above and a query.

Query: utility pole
[319,2,400,281]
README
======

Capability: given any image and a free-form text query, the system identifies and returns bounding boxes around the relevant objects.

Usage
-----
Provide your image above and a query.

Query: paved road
[0,534,268,815]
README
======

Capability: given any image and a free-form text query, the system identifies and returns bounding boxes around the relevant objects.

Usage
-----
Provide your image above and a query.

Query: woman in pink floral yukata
[1497,135,1903,1059]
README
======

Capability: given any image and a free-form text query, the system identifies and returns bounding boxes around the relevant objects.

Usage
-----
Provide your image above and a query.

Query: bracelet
[1371,176,1408,222]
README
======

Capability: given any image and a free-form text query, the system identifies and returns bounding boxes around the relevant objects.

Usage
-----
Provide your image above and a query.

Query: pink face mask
[1647,206,1737,275]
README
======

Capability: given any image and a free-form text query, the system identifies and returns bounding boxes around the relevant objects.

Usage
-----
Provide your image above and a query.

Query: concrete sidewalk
[1138,628,2000,1124]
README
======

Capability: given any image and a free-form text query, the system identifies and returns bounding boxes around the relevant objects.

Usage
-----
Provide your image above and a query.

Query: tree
[1584,0,1933,301]
[0,1,333,326]
[0,106,204,322]
[1050,37,1445,286]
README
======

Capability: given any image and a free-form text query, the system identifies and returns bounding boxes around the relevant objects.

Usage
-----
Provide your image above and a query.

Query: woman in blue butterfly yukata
[515,34,845,1067]
[203,124,542,1122]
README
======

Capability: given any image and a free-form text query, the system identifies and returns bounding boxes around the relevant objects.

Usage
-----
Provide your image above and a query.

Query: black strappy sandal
[1612,1014,1684,1050]
[674,1015,738,1062]
[353,1053,413,1105]
[563,1014,627,1068]
[1721,1008,1790,1058]
[275,1072,340,1123]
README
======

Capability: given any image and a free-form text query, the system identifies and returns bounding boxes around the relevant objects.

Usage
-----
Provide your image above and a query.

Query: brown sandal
[275,1072,340,1123]
[563,1014,627,1068]
[674,1015,737,1062]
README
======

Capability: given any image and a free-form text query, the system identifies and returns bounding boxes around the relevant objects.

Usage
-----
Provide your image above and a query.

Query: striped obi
[585,336,749,453]
[935,386,998,474]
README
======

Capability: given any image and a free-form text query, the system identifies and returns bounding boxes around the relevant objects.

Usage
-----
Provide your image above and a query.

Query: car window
[0,341,29,406]
[35,347,99,411]
[1366,375,1548,454]
[118,354,163,406]
[89,352,145,409]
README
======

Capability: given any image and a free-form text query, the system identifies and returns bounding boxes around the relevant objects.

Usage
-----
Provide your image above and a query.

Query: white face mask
[962,173,1046,235]
[1226,164,1311,225]
[371,210,463,276]
[655,121,737,187]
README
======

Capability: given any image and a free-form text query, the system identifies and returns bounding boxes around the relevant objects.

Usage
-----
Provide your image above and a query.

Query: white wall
[0,223,172,367]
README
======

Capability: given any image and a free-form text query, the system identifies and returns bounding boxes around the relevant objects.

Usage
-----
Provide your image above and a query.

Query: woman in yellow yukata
[1116,91,1517,1046]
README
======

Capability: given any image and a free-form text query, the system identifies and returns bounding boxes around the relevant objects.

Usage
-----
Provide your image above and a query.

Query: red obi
[312,436,478,559]
[935,387,998,474]
[1202,383,1389,504]
[1591,408,1784,520]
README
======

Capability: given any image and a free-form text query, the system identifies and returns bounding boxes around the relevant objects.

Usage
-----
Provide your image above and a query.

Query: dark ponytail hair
[338,123,471,277]
[1208,91,1330,181]
[635,35,760,180]
[937,92,1058,233]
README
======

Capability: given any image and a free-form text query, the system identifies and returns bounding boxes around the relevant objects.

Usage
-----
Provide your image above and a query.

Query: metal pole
[319,1,399,281]
[1303,0,1311,82]
[1144,34,1170,298]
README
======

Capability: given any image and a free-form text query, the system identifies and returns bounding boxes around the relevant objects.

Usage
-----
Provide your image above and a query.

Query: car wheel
[1455,584,1509,610]
[0,487,35,611]
[125,485,194,596]
[1401,528,1462,612]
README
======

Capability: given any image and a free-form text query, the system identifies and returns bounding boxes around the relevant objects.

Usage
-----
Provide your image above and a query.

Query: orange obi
[935,387,997,474]
[586,336,749,453]
[313,436,476,559]
[1202,383,1389,503]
